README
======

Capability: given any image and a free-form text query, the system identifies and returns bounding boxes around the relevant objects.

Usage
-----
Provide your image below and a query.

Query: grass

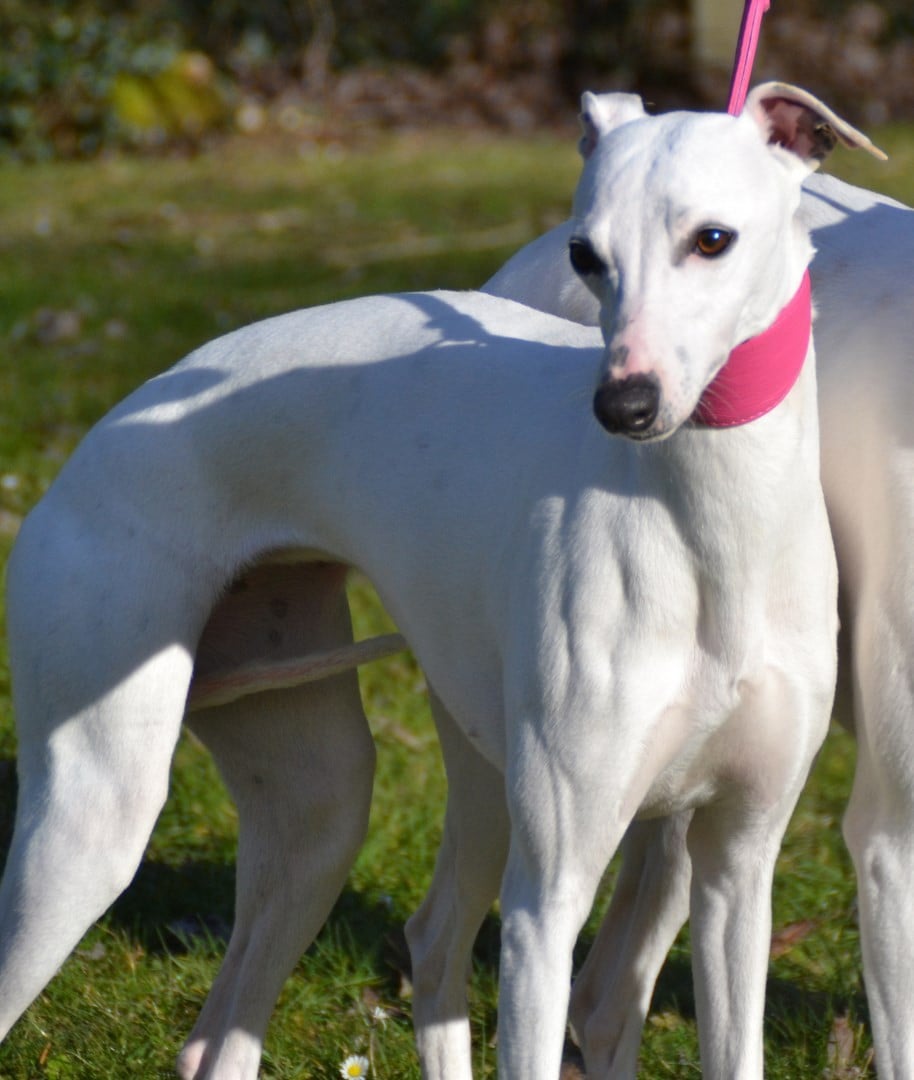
[0,119,910,1077]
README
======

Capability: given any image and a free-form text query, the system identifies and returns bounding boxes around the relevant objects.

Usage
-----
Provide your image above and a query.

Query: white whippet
[485,83,912,1076]
[0,86,845,1078]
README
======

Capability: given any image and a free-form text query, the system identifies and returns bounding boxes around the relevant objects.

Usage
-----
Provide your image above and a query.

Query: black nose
[593,374,661,435]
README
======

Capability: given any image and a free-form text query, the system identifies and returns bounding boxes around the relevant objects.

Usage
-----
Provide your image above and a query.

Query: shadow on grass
[645,952,869,1046]
[0,749,869,1067]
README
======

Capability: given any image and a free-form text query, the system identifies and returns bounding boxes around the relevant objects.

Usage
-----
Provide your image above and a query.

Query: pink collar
[691,270,812,428]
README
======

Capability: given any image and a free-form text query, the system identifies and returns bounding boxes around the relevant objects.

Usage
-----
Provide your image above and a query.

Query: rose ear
[578,91,647,159]
[744,81,887,169]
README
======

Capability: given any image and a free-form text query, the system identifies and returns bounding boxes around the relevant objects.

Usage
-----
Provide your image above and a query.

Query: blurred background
[3,0,914,161]
[0,3,906,1075]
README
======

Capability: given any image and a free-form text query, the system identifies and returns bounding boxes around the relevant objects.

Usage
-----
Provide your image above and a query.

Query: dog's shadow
[107,858,873,1067]
[0,752,867,1069]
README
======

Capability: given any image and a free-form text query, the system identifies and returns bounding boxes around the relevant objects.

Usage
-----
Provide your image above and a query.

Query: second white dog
[0,85,849,1079]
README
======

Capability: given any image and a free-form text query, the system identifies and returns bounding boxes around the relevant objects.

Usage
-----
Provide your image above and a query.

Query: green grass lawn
[0,120,910,1078]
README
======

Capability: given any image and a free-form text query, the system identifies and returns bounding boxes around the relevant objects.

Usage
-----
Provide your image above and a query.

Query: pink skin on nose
[606,342,651,380]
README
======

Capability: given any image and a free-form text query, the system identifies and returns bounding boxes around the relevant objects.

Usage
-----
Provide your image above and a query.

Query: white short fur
[0,88,841,1078]
[484,84,914,1077]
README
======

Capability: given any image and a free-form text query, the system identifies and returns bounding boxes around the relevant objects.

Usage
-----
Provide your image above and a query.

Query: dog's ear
[578,91,646,159]
[744,81,887,168]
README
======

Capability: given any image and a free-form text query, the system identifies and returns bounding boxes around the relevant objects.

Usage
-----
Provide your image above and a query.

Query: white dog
[0,85,850,1080]
[485,84,914,1076]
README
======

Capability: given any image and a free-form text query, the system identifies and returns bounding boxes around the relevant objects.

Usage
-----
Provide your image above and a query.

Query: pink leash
[727,0,771,115]
[692,0,814,429]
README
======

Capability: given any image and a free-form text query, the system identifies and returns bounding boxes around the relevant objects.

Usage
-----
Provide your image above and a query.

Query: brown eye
[694,227,734,257]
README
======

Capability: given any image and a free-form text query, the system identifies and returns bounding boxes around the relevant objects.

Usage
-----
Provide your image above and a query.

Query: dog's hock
[744,81,888,165]
[578,90,647,159]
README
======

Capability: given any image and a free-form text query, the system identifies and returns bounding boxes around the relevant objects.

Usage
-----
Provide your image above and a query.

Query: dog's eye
[694,227,734,258]
[569,239,606,277]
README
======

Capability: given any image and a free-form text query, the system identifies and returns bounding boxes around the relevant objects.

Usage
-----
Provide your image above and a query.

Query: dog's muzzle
[593,373,661,436]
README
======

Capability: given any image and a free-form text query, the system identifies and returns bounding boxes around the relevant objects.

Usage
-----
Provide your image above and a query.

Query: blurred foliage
[0,0,485,159]
[2,0,914,160]
[0,2,214,159]
[817,0,914,34]
[109,53,229,142]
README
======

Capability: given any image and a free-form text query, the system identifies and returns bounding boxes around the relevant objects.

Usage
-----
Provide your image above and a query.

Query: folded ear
[578,91,646,159]
[744,81,887,169]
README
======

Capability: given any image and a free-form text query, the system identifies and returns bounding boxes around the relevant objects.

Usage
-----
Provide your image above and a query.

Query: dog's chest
[634,653,804,819]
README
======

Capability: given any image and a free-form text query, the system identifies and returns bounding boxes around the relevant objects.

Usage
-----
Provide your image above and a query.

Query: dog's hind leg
[176,562,376,1080]
[406,694,509,1080]
[0,665,188,1040]
[569,812,692,1077]
[177,680,373,1080]
[0,517,194,1039]
[842,582,914,1080]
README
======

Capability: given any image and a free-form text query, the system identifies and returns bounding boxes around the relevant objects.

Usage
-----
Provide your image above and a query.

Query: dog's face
[570,84,880,441]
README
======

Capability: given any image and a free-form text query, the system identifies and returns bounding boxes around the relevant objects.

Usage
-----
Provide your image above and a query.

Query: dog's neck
[691,270,812,428]
[643,272,821,642]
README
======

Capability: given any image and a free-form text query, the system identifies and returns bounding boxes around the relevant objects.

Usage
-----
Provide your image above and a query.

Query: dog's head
[571,83,884,441]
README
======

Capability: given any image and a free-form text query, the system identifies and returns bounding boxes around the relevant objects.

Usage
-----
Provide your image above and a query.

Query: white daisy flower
[339,1053,370,1078]
[370,1004,389,1027]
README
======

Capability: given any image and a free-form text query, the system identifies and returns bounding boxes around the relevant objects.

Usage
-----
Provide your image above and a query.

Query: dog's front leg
[687,797,789,1079]
[569,812,692,1077]
[686,695,827,1080]
[407,694,510,1080]
[496,725,632,1079]
[685,645,835,1080]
